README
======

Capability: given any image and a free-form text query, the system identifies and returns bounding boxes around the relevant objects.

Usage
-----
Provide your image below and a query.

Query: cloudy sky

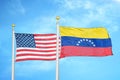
[0,0,120,80]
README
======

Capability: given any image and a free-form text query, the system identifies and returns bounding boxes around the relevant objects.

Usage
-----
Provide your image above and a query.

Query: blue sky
[0,0,120,80]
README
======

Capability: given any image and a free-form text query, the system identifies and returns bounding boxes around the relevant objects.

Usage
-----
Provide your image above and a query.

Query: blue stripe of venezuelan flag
[61,36,112,47]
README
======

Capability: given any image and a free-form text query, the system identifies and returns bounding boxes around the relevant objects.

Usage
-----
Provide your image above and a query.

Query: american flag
[15,33,61,62]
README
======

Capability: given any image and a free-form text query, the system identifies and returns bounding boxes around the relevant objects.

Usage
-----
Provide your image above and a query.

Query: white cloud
[18,0,120,34]
[8,0,25,15]
[55,0,95,11]
[55,0,82,10]
[23,0,109,30]
[55,0,119,32]
[54,0,101,26]
[114,0,120,3]
[84,1,93,9]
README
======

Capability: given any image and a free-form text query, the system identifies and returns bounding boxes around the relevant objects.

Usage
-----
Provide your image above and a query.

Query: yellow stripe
[60,26,110,38]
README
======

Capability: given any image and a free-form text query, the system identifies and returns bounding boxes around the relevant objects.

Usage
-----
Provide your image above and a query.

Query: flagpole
[12,24,15,80]
[56,16,60,80]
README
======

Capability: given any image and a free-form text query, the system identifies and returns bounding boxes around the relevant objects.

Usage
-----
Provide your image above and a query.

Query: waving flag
[15,33,62,62]
[60,26,112,57]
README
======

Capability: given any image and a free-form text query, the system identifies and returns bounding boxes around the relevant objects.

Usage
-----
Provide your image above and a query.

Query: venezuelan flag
[60,26,112,57]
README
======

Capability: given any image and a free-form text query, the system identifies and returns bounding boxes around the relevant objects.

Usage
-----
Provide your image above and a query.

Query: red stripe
[36,46,57,48]
[34,34,56,36]
[36,45,61,48]
[16,53,56,56]
[17,49,56,52]
[61,46,112,56]
[35,38,56,40]
[16,58,56,62]
[16,56,65,62]
[35,42,56,44]
[35,42,60,44]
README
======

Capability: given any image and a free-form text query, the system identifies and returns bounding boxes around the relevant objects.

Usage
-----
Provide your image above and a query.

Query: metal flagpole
[12,24,15,80]
[56,16,60,80]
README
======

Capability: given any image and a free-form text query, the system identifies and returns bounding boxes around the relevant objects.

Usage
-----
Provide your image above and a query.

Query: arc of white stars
[76,39,96,47]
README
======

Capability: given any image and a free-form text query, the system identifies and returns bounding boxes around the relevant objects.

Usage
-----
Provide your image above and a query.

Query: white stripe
[17,47,57,51]
[35,40,60,43]
[34,35,57,39]
[36,44,60,47]
[16,55,57,59]
[16,51,57,54]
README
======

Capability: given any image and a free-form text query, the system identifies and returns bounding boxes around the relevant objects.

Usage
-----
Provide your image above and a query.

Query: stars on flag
[76,39,96,47]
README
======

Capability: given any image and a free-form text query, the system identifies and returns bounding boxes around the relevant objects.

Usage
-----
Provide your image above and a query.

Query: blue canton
[15,33,36,48]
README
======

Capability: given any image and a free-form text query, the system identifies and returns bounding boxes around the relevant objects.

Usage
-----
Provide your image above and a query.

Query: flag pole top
[56,16,60,20]
[12,24,15,28]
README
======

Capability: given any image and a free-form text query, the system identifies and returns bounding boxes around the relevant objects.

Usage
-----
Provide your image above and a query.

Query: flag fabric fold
[15,33,62,62]
[60,26,112,57]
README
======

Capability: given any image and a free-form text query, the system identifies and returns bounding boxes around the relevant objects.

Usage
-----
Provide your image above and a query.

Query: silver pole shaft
[56,16,60,80]
[12,24,15,80]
